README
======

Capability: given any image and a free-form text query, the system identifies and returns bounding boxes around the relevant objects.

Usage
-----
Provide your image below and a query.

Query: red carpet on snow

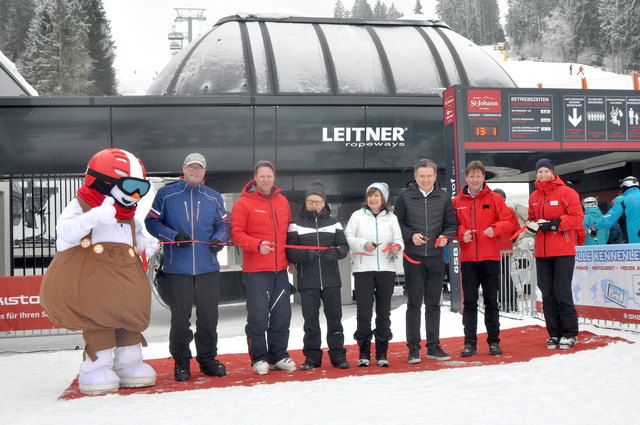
[59,325,630,400]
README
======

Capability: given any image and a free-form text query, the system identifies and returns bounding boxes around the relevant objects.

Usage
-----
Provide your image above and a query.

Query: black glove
[307,249,321,261]
[538,218,561,232]
[588,225,598,238]
[320,247,340,261]
[175,232,192,248]
[209,239,224,253]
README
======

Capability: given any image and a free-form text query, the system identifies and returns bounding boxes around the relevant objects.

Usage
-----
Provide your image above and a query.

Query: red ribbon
[509,225,528,241]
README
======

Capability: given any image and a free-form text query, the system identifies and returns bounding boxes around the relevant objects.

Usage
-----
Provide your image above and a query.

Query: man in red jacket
[452,161,516,357]
[231,160,296,375]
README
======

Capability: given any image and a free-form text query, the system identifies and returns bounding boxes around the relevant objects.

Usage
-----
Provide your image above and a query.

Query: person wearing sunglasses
[145,153,230,382]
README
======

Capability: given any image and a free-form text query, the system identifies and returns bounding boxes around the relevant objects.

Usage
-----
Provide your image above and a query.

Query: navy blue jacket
[145,179,230,275]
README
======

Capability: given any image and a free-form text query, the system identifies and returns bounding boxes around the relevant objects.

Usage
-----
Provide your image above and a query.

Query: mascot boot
[78,349,120,395]
[113,344,157,388]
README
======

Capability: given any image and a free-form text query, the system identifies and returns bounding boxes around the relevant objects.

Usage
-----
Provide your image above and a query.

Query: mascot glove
[89,197,117,226]
[144,239,160,258]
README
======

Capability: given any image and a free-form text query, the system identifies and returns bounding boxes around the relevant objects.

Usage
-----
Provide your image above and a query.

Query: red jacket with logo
[528,176,584,258]
[231,180,292,273]
[453,184,516,262]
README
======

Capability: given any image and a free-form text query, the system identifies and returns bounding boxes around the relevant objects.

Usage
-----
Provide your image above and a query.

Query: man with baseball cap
[145,153,230,381]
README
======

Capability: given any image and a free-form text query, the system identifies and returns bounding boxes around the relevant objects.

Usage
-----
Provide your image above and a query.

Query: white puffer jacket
[344,207,405,273]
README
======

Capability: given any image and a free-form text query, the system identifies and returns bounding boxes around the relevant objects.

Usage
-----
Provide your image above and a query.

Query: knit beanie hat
[367,182,389,203]
[305,180,327,201]
[535,158,554,173]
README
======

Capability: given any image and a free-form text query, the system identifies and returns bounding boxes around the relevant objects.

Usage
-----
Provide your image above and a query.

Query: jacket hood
[241,179,283,198]
[461,182,491,198]
[534,175,566,192]
[299,203,331,220]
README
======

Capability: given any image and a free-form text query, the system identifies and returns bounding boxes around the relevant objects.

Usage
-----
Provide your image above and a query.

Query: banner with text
[571,244,640,324]
[0,275,58,332]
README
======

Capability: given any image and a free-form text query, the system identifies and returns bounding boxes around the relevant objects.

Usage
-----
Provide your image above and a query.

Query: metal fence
[6,174,84,276]
[494,249,639,332]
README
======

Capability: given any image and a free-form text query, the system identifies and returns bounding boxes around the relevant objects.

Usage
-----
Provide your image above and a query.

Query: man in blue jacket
[591,176,640,243]
[145,153,230,382]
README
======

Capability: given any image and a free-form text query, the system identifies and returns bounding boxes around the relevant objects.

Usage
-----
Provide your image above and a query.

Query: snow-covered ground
[483,46,638,90]
[1,291,638,425]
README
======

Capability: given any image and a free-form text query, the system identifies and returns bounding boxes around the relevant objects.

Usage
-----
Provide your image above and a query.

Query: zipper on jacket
[375,214,381,271]
[196,200,201,222]
[190,190,196,274]
[473,196,479,261]
[424,197,429,256]
[268,197,278,268]
[315,215,323,289]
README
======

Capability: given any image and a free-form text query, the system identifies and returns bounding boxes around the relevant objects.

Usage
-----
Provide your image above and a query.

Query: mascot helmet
[619,176,639,192]
[85,148,149,199]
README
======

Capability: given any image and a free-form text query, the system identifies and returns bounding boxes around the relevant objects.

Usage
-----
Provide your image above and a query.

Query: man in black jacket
[394,158,457,363]
[286,181,350,370]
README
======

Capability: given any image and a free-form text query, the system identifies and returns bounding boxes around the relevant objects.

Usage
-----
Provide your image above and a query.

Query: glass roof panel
[173,21,248,94]
[374,26,443,95]
[321,24,387,95]
[441,29,516,87]
[266,22,330,94]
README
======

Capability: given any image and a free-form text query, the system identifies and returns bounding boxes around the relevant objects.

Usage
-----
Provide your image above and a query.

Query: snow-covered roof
[148,15,516,96]
[0,51,38,96]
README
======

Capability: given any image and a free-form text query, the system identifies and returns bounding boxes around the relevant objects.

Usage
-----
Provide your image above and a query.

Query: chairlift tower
[168,8,206,55]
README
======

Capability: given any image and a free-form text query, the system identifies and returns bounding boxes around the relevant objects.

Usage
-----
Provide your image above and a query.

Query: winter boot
[375,341,389,367]
[357,340,371,367]
[113,344,157,388]
[78,348,120,395]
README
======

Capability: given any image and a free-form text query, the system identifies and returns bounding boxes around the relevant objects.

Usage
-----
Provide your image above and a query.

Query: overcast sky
[102,0,438,94]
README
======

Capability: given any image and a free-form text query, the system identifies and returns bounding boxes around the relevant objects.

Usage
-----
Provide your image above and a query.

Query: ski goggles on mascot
[86,168,151,199]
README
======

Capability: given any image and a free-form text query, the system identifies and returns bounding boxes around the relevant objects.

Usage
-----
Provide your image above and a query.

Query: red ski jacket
[453,184,516,262]
[528,176,584,258]
[231,180,292,273]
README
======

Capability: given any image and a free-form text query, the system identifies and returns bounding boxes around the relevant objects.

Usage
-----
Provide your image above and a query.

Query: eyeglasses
[186,164,205,171]
[306,199,325,206]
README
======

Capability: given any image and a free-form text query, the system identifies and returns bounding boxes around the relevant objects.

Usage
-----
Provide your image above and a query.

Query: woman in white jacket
[345,182,404,367]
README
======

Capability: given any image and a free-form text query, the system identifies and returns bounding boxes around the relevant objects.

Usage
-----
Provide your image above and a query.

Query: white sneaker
[559,336,577,350]
[253,360,269,375]
[270,357,296,371]
[357,359,370,367]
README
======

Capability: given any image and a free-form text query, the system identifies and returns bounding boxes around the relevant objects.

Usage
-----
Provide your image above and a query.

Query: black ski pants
[536,256,579,338]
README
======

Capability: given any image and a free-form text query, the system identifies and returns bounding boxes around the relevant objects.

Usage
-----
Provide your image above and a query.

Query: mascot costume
[40,148,158,395]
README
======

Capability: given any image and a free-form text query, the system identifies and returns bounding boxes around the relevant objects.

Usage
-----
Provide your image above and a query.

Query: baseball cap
[184,153,206,168]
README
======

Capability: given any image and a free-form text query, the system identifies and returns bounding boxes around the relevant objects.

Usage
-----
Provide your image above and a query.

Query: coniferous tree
[413,0,423,14]
[351,0,374,18]
[19,0,91,95]
[333,0,350,18]
[437,0,504,45]
[80,0,117,95]
[0,0,36,62]
[373,0,388,19]
[599,0,640,72]
[387,2,404,19]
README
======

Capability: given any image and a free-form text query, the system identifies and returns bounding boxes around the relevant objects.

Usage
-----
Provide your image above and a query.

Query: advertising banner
[0,275,58,332]
[571,244,640,324]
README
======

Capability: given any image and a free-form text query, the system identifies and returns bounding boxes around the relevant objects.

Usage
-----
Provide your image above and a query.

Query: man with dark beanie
[527,158,583,350]
[286,181,350,370]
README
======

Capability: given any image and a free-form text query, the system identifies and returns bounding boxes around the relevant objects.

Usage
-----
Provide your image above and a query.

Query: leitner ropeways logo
[468,89,502,113]
[322,126,406,148]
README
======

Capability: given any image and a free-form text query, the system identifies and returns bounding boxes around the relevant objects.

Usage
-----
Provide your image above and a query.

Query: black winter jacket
[286,205,349,289]
[394,182,457,258]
